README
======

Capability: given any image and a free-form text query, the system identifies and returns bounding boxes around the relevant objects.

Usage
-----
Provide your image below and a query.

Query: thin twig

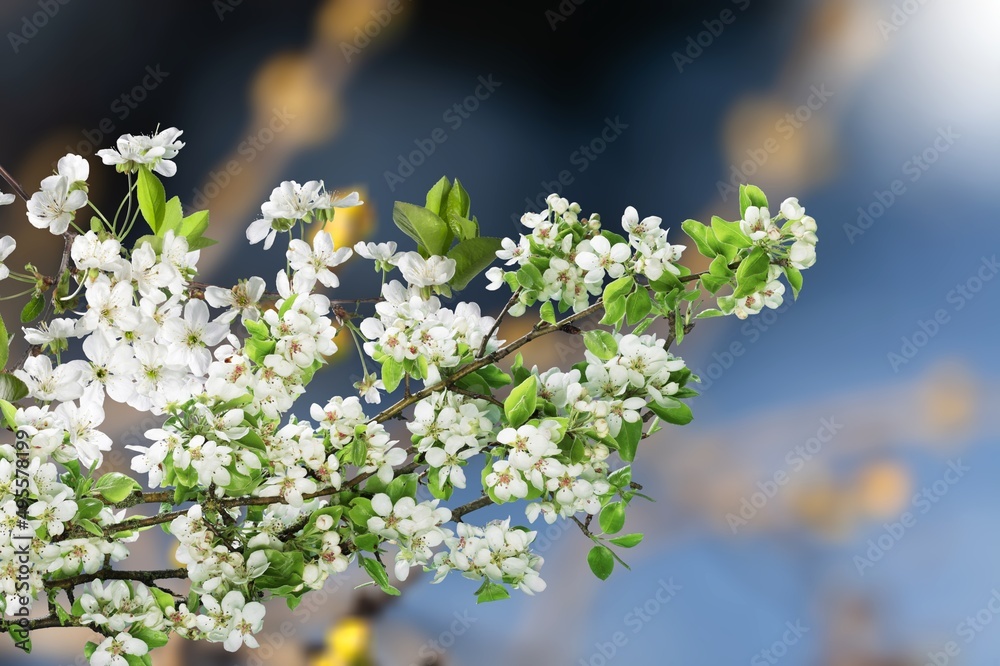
[0,161,29,201]
[478,288,522,358]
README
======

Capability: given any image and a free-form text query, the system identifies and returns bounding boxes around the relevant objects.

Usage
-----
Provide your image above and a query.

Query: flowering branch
[0,131,818,666]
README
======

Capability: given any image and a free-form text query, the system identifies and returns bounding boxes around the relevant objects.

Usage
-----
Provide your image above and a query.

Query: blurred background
[1,0,999,664]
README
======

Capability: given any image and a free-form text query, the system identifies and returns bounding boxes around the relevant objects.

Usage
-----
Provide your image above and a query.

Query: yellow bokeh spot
[251,53,340,146]
[311,617,372,666]
[856,460,911,519]
[316,0,393,44]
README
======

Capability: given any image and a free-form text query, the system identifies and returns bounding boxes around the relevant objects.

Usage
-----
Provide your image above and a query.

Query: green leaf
[734,247,771,297]
[474,365,512,388]
[392,202,452,256]
[353,533,380,552]
[9,622,31,652]
[52,269,75,314]
[651,268,684,293]
[0,374,28,403]
[711,216,751,249]
[600,299,626,327]
[608,465,632,489]
[386,473,417,503]
[78,518,104,537]
[137,167,166,233]
[588,545,615,580]
[709,254,734,279]
[133,235,163,255]
[445,178,471,224]
[424,176,452,217]
[447,213,479,242]
[0,399,17,429]
[695,309,726,319]
[349,436,367,468]
[0,314,7,369]
[599,277,633,327]
[504,375,538,428]
[648,399,693,426]
[187,236,218,250]
[699,275,730,295]
[381,358,404,393]
[149,587,176,613]
[93,472,139,504]
[609,533,644,548]
[539,301,557,325]
[256,550,305,591]
[584,330,618,361]
[784,265,803,299]
[476,582,511,604]
[348,497,374,527]
[158,197,184,236]
[244,337,275,364]
[75,498,102,521]
[20,292,44,324]
[516,263,544,291]
[614,418,642,462]
[739,184,768,218]
[603,276,634,303]
[244,318,270,340]
[599,502,626,534]
[359,555,401,596]
[179,209,209,240]
[625,288,652,325]
[130,625,170,649]
[681,219,717,258]
[447,237,502,290]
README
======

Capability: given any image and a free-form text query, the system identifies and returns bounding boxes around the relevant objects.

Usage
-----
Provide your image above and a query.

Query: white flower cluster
[486,194,687,315]
[97,127,185,177]
[246,180,362,250]
[731,196,818,319]
[78,580,163,632]
[0,122,819,663]
[360,279,499,389]
[432,519,546,595]
[367,493,451,581]
[407,391,498,490]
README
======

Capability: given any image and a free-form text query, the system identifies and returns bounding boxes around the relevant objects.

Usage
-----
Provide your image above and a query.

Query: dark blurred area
[2,0,1000,664]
